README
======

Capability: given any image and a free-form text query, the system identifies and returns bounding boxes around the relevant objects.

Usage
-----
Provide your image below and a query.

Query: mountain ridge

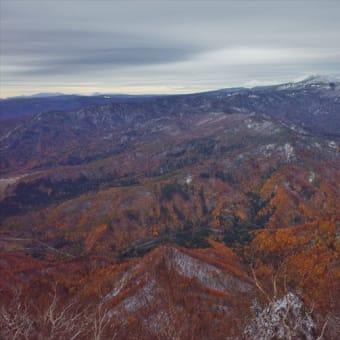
[0,76,339,339]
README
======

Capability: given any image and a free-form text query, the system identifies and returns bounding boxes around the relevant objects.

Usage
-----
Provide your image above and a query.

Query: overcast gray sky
[1,0,340,97]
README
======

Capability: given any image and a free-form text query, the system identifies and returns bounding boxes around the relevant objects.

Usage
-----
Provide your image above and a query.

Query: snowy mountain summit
[277,74,340,90]
[300,74,340,84]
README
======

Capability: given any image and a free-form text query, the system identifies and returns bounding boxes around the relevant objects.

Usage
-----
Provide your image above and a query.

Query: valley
[0,76,339,339]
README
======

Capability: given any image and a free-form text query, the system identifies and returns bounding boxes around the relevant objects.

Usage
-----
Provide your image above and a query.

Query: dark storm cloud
[11,47,199,77]
[2,26,201,75]
[1,0,340,97]
[1,1,203,80]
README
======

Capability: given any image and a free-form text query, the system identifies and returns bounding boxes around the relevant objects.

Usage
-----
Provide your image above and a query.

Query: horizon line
[1,74,339,100]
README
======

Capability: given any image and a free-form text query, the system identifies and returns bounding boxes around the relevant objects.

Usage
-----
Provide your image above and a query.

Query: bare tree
[34,284,90,340]
[0,285,91,340]
[0,289,33,340]
[0,284,128,340]
[91,300,123,340]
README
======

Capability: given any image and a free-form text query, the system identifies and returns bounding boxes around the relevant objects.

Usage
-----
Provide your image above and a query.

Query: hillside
[0,77,339,339]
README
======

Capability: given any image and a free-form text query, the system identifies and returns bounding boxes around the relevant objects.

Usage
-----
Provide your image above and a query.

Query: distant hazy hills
[1,76,339,135]
[0,93,153,121]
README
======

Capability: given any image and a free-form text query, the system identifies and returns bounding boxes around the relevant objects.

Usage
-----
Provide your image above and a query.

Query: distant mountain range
[0,93,154,121]
[1,75,339,123]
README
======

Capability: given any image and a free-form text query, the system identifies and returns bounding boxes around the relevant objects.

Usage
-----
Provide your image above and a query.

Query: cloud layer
[1,0,340,97]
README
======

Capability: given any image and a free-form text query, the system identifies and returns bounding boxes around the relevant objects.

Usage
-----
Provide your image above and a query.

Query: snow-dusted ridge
[276,74,340,90]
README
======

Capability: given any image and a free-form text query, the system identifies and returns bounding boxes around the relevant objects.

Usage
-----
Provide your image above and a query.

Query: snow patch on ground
[185,174,193,184]
[0,174,29,195]
[260,144,277,156]
[245,119,275,133]
[122,279,157,313]
[104,271,132,301]
[166,248,251,293]
[195,112,226,126]
[308,171,315,183]
[328,141,337,149]
[284,143,294,162]
[245,292,315,340]
[102,133,113,140]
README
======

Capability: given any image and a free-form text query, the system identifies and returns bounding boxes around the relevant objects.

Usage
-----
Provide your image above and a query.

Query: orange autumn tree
[247,216,340,315]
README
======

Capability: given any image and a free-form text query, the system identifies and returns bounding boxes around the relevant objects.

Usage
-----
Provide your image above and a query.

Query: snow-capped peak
[298,74,340,85]
[277,74,340,90]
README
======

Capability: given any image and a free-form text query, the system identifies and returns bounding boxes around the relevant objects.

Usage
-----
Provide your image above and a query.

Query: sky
[1,0,340,98]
